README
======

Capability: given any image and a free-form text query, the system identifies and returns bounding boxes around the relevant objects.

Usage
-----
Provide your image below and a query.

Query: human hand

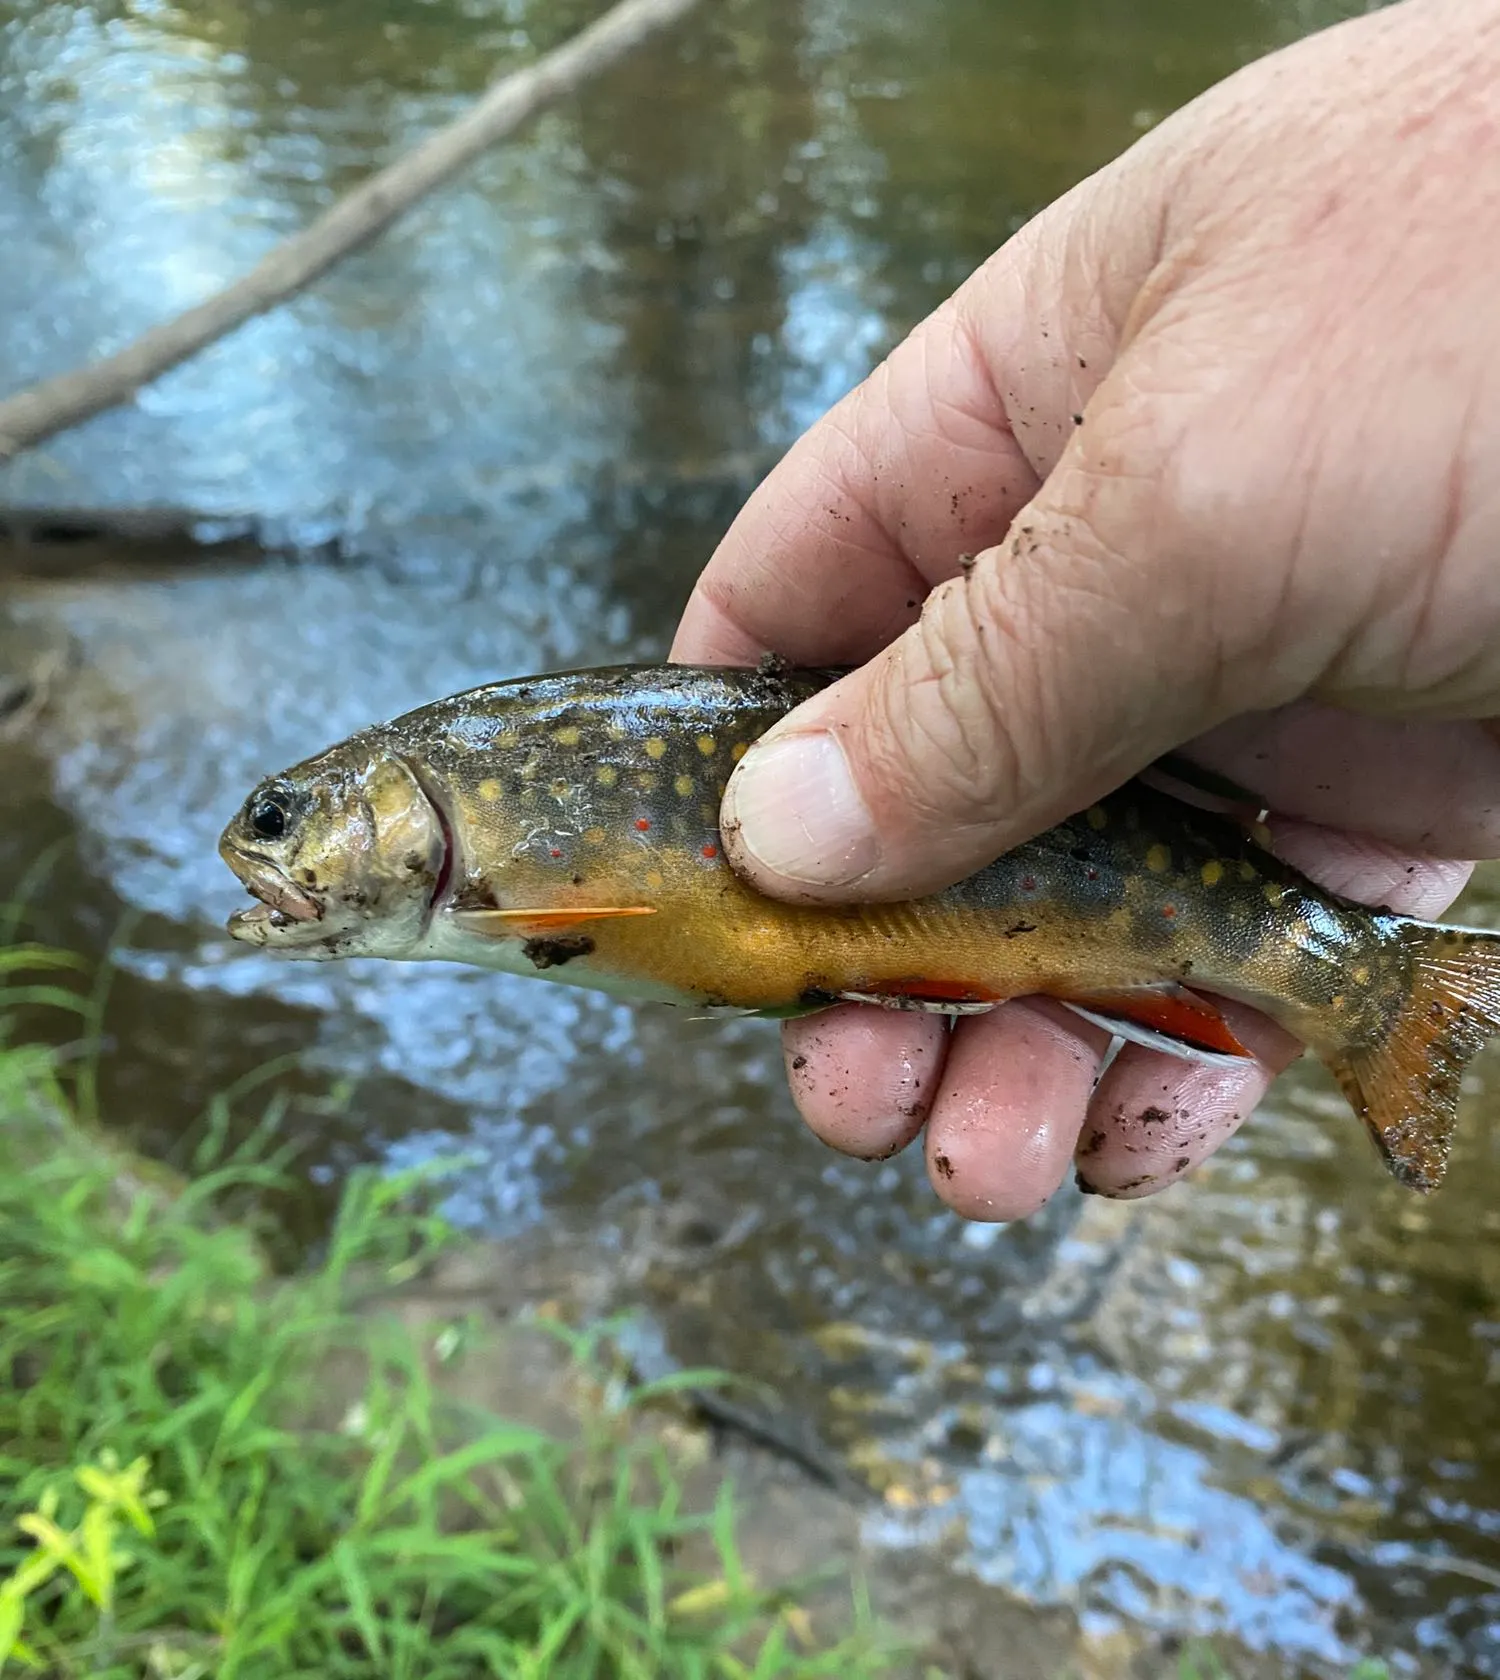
[671,0,1500,1217]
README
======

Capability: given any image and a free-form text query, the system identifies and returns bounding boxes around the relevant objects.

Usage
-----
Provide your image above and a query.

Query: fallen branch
[0,0,699,462]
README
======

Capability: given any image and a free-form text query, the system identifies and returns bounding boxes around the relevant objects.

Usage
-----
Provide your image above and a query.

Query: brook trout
[219,664,1500,1192]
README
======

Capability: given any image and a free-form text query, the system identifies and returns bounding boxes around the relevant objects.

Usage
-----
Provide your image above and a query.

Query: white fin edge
[835,991,1000,1017]
[826,991,1254,1066]
[1058,1003,1253,1068]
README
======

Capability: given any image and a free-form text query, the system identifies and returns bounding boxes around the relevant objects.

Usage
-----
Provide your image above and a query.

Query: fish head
[220,735,447,959]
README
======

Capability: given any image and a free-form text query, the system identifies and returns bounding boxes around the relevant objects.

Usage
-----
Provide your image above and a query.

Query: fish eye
[246,786,295,841]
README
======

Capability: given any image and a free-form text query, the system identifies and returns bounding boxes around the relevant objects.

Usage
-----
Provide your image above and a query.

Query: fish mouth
[220,843,325,941]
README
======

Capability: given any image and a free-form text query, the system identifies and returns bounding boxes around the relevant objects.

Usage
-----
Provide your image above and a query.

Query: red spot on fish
[1021,875,1037,892]
[1162,904,1177,918]
[550,848,562,858]
[702,843,719,859]
[635,818,651,831]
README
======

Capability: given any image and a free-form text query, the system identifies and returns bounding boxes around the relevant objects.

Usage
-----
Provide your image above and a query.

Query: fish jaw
[221,840,334,951]
[226,899,330,951]
[219,833,427,960]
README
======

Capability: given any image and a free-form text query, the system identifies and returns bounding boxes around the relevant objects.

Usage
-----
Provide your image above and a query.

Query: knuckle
[869,576,1029,828]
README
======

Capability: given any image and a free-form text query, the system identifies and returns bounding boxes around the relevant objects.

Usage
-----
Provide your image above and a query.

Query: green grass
[0,934,897,1678]
[0,924,1400,1680]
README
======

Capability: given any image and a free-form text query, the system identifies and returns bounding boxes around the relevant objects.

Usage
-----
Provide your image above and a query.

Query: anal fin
[826,981,1256,1049]
[1056,984,1253,1063]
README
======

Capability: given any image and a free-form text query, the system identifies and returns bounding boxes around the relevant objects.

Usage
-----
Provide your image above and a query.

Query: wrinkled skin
[672,0,1500,1218]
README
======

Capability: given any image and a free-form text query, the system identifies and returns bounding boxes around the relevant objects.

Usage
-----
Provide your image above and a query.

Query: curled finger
[782,1005,949,1161]
[1073,1000,1302,1199]
[923,1000,1112,1221]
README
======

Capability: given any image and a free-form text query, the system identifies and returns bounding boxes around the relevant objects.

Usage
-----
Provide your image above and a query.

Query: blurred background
[2,0,1498,1672]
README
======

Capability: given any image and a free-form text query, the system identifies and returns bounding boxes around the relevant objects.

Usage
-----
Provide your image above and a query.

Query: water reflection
[4,0,1497,1670]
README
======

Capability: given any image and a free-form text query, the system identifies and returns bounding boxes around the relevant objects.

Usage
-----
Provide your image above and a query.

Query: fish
[219,662,1500,1193]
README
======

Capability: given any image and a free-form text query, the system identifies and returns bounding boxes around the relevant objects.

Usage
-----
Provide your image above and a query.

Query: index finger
[669,173,1158,666]
[670,309,1030,665]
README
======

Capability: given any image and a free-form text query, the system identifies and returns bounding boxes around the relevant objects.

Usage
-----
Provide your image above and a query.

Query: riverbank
[1,1014,898,1677]
[0,931,1398,1679]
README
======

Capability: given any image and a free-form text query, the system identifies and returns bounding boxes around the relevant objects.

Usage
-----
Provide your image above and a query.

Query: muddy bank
[5,1082,1280,1679]
[364,1202,1394,1680]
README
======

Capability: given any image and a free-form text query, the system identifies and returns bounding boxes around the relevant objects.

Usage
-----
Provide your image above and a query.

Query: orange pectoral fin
[451,906,658,937]
[1056,984,1253,1059]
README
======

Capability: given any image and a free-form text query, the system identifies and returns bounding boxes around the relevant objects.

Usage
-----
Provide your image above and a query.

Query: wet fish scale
[220,664,1500,1194]
[439,685,758,898]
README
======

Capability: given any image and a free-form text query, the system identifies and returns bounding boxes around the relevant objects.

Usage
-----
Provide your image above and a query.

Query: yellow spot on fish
[1237,860,1257,883]
[1263,881,1286,906]
[646,868,664,889]
[645,738,667,760]
[1086,805,1108,830]
[553,725,581,747]
[696,735,717,757]
[1353,965,1370,985]
[635,771,658,792]
[607,723,626,741]
[731,742,749,762]
[674,774,695,798]
[1145,843,1171,874]
[584,827,606,845]
[550,778,569,799]
[595,765,618,787]
[477,778,501,802]
[1200,860,1223,887]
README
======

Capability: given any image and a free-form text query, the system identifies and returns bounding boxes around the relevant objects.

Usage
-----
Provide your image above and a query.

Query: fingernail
[725,731,879,887]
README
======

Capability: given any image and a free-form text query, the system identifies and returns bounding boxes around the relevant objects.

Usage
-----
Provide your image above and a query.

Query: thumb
[719,389,1304,902]
[714,0,1495,903]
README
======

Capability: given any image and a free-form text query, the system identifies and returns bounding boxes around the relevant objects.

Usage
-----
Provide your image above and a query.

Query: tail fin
[1323,923,1500,1192]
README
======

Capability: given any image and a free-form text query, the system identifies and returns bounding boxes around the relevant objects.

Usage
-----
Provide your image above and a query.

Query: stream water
[3,0,1498,1671]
